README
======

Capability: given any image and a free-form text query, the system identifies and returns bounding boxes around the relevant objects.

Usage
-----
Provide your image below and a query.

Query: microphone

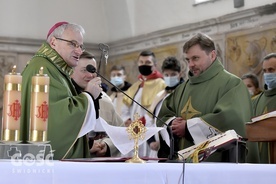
[86,65,97,73]
[86,64,178,162]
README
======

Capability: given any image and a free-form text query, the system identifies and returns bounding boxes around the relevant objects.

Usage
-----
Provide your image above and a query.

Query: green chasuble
[157,59,259,162]
[252,88,276,163]
[20,43,90,160]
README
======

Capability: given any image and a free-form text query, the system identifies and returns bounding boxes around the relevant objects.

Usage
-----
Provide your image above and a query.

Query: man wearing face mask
[252,53,276,163]
[109,65,132,116]
[121,50,166,158]
[145,56,185,158]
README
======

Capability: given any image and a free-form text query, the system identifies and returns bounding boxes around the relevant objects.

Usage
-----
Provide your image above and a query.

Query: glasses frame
[55,37,85,52]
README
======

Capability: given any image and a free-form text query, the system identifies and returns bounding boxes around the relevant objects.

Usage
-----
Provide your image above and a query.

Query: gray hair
[46,23,85,43]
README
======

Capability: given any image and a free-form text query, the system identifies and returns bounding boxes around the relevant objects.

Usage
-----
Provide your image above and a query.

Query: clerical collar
[33,42,74,77]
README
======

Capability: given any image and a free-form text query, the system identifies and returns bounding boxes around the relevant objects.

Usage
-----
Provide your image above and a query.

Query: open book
[178,130,241,162]
[246,110,276,142]
[250,110,276,123]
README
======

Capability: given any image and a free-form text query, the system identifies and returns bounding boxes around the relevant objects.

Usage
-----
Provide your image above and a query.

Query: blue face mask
[164,76,179,87]
[264,73,276,90]
[110,76,124,87]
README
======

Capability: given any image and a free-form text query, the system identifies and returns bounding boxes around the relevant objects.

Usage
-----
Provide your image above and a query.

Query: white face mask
[164,76,179,87]
[264,73,276,90]
[110,76,124,87]
[248,89,254,97]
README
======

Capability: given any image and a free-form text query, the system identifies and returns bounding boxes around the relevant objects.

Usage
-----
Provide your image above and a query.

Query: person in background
[252,53,276,163]
[121,50,166,157]
[109,65,132,116]
[71,51,124,157]
[241,73,262,99]
[145,56,185,158]
[157,33,259,163]
[20,22,102,160]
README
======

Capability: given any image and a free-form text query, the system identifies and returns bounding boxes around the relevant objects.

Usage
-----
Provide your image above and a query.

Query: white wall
[0,0,275,44]
[0,0,107,43]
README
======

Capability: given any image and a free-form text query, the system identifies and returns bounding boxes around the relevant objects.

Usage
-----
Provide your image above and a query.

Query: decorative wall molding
[109,4,276,56]
[0,37,40,54]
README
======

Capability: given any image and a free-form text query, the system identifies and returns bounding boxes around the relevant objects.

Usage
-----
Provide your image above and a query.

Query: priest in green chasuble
[157,33,259,163]
[252,53,276,163]
[20,22,102,160]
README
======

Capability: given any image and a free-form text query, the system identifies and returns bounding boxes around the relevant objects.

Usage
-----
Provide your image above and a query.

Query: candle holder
[1,65,22,143]
[125,113,147,163]
[28,67,50,144]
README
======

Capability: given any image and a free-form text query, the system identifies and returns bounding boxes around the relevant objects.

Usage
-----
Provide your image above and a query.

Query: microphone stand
[86,65,178,162]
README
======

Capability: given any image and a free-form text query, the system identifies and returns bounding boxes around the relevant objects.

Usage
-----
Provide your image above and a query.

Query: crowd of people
[19,21,275,163]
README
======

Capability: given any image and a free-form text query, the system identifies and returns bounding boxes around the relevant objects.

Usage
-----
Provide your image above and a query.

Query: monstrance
[125,113,147,163]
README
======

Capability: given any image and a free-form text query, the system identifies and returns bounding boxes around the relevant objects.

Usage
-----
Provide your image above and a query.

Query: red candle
[1,65,22,143]
[29,67,50,143]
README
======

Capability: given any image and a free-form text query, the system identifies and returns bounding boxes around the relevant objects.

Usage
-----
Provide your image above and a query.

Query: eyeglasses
[55,37,85,52]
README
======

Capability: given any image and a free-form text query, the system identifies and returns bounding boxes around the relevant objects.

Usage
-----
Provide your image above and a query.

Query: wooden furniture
[246,117,276,163]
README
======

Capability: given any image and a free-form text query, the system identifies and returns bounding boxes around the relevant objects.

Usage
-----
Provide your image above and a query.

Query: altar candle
[29,67,50,143]
[1,65,22,142]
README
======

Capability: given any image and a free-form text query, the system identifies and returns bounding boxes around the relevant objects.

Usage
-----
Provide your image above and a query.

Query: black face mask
[138,65,152,76]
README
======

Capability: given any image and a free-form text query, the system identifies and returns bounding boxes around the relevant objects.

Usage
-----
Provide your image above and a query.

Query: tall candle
[29,67,50,143]
[1,65,22,142]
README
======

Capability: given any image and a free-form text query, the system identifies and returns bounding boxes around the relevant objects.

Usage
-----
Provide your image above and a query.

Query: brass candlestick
[125,113,147,163]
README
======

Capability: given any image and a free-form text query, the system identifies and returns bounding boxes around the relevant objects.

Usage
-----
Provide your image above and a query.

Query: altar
[0,160,275,184]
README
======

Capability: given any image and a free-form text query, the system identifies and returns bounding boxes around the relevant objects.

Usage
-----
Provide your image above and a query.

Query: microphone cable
[86,64,178,162]
[177,153,186,184]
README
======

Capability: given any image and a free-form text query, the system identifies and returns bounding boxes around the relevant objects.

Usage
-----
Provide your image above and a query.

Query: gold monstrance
[125,113,147,163]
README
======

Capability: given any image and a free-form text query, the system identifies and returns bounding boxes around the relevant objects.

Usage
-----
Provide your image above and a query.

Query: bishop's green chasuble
[20,43,90,160]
